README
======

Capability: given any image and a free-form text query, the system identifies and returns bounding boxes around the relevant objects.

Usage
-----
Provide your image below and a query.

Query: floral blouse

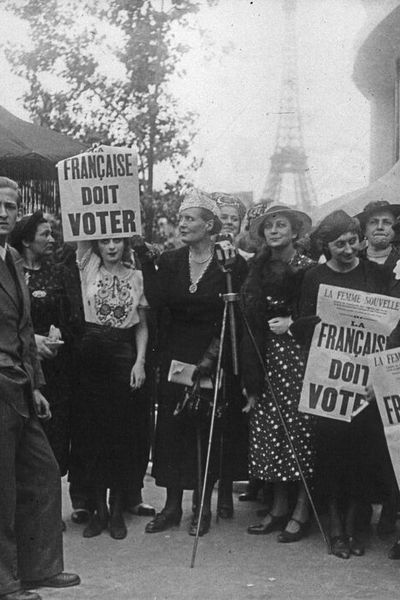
[78,249,148,328]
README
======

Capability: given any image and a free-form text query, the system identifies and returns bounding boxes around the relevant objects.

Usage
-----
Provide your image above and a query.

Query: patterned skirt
[249,332,315,482]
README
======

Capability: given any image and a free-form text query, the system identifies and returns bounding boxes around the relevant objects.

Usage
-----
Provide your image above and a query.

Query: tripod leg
[196,427,202,515]
[190,301,228,568]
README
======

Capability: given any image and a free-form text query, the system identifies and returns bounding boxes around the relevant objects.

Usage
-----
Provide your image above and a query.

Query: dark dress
[23,260,76,475]
[142,246,247,489]
[241,251,315,482]
[299,259,392,503]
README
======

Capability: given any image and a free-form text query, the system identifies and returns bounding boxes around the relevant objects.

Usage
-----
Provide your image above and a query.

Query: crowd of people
[2,175,400,598]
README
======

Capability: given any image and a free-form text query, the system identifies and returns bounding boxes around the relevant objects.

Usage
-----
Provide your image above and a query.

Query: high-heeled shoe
[83,511,108,538]
[189,511,212,537]
[145,510,182,533]
[347,535,365,556]
[277,518,310,543]
[247,513,288,535]
[331,535,350,559]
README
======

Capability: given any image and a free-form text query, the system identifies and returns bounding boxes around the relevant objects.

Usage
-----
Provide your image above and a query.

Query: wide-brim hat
[248,203,312,241]
[354,200,400,231]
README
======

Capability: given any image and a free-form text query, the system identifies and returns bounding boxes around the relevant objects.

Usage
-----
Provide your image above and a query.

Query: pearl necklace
[188,249,213,293]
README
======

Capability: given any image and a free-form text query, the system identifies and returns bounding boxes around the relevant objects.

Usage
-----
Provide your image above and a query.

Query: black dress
[142,246,247,489]
[23,260,76,475]
[299,260,392,503]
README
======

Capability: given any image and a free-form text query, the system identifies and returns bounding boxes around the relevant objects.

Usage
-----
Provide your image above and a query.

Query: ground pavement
[36,477,399,600]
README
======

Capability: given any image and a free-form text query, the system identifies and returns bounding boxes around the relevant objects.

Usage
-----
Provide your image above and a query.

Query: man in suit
[0,177,80,600]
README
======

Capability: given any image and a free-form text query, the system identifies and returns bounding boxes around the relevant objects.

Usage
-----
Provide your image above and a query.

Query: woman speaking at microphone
[137,189,247,536]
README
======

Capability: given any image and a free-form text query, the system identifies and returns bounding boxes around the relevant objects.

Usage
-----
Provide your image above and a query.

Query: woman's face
[27,222,55,258]
[327,231,360,269]
[97,238,125,264]
[219,205,241,238]
[263,214,296,249]
[178,208,212,244]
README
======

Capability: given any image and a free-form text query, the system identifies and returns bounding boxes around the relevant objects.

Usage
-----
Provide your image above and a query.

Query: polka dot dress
[249,332,315,482]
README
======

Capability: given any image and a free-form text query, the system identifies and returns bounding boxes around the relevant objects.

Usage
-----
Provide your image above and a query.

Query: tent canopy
[312,160,400,224]
[0,105,86,180]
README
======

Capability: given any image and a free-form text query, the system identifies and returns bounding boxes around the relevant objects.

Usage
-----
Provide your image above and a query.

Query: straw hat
[248,203,312,241]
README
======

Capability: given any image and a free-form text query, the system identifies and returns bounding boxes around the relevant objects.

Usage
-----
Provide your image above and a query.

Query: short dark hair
[9,211,48,254]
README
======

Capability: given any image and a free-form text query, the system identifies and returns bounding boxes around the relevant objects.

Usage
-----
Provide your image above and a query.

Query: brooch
[32,290,47,298]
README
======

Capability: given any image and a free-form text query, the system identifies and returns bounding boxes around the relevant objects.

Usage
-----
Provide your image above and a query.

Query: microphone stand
[190,246,330,568]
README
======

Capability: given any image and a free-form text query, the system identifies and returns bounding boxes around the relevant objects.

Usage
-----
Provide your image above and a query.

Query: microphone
[214,232,236,270]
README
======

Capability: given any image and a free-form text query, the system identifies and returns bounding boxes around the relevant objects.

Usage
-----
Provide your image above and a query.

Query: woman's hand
[32,389,52,421]
[365,383,376,403]
[268,316,293,335]
[130,361,146,391]
[35,334,57,360]
[242,390,257,413]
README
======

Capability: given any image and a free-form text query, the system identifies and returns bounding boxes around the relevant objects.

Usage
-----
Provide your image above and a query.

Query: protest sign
[299,284,400,422]
[368,348,400,490]
[57,145,141,241]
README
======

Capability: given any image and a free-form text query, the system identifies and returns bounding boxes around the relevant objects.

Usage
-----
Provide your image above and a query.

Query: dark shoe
[189,511,212,537]
[1,592,41,600]
[145,510,182,533]
[23,573,80,589]
[277,518,310,543]
[388,539,400,559]
[83,512,108,538]
[348,535,365,556]
[331,535,350,559]
[127,503,156,517]
[247,513,288,535]
[109,513,127,540]
[71,509,90,524]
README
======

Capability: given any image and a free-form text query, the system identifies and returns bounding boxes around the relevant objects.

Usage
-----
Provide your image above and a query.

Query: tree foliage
[4,0,218,238]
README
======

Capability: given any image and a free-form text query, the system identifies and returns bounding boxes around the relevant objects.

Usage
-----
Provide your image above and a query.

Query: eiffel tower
[260,0,317,213]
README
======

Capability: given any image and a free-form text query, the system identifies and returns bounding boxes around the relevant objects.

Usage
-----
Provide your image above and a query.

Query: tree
[4,0,217,239]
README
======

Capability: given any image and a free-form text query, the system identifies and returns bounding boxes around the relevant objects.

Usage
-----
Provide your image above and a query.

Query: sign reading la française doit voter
[368,348,400,490]
[57,145,141,242]
[298,284,400,422]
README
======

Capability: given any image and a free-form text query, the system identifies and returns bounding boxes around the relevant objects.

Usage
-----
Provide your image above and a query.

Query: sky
[0,0,370,207]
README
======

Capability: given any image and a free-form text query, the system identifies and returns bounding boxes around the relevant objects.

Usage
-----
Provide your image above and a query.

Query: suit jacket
[0,246,44,415]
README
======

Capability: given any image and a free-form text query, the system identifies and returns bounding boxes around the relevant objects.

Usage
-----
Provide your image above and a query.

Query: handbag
[173,380,226,426]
